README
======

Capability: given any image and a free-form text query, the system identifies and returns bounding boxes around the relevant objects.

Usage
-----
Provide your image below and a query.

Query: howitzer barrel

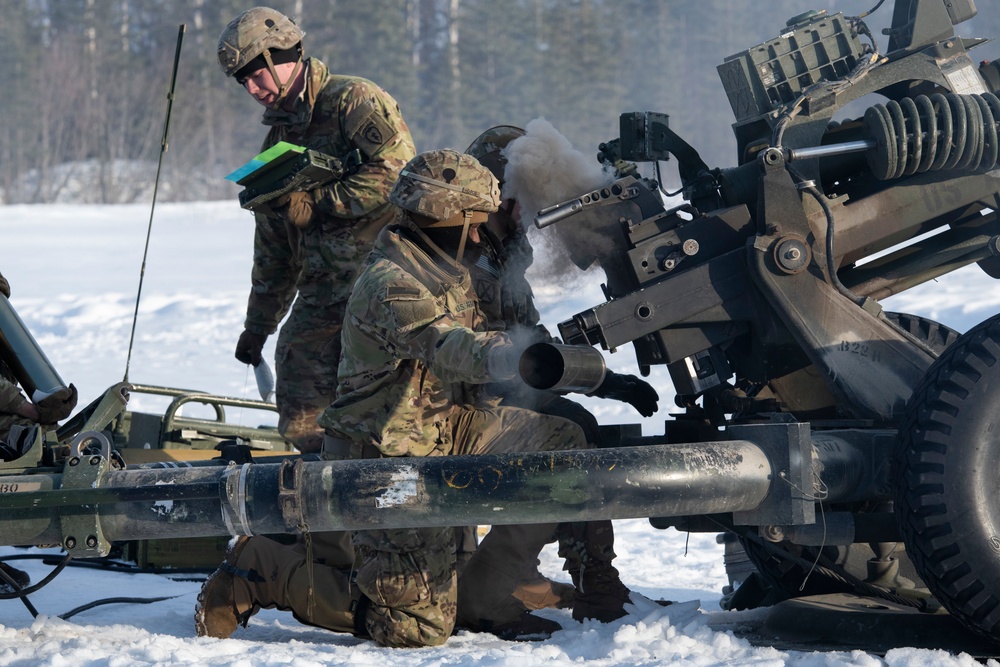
[0,443,773,551]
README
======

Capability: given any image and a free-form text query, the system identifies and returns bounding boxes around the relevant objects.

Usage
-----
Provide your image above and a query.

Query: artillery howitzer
[529,0,1000,649]
[2,0,1000,653]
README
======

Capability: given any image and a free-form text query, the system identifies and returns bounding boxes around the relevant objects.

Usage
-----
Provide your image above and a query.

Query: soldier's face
[468,223,482,245]
[239,62,298,107]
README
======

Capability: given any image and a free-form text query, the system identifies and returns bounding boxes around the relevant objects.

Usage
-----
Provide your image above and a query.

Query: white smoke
[502,117,613,230]
[501,118,615,282]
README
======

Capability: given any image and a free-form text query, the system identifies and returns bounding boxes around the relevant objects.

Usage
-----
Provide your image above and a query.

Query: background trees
[4,0,1000,204]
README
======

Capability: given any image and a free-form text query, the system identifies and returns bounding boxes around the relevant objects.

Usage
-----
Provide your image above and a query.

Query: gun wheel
[885,311,961,354]
[894,312,1000,644]
[726,312,959,611]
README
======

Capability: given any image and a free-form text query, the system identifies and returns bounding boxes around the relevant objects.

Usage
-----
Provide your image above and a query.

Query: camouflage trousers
[275,298,345,454]
[484,378,602,446]
[353,404,592,646]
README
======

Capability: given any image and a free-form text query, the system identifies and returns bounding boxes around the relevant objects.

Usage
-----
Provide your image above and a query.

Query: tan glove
[273,190,316,228]
[36,384,78,424]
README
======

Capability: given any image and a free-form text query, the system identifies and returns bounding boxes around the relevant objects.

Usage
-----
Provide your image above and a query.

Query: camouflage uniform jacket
[470,229,542,333]
[244,58,416,335]
[318,218,514,457]
[0,374,28,418]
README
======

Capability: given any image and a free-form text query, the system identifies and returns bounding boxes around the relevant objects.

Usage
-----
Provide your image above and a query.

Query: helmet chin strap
[261,47,304,110]
[455,210,473,264]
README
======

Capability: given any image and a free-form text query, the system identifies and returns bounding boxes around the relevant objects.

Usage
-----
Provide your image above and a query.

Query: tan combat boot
[194,537,257,638]
[457,524,564,641]
[512,560,575,611]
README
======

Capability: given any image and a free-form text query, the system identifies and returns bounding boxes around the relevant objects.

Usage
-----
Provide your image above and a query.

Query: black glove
[591,371,659,417]
[0,272,9,298]
[235,330,268,366]
[36,384,78,424]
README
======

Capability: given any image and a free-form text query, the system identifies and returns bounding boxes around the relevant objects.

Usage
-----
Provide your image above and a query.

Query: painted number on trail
[839,340,881,363]
[0,482,42,494]
[921,183,962,214]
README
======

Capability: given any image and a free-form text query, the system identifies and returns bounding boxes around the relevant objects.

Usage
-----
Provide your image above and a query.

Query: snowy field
[1,201,999,666]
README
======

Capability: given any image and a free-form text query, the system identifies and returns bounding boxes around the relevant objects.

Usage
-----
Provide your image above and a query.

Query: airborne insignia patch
[348,101,397,158]
[363,122,383,146]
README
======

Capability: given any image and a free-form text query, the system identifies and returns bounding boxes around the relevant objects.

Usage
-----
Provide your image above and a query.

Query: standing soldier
[196,7,415,640]
[218,6,415,456]
[319,149,641,647]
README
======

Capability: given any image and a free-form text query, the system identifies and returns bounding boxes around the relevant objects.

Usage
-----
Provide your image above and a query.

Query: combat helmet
[218,8,305,109]
[218,8,304,77]
[465,125,526,186]
[390,149,501,226]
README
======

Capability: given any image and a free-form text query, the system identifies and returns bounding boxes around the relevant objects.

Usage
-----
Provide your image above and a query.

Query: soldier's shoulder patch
[345,99,398,158]
[383,280,438,332]
[384,284,424,300]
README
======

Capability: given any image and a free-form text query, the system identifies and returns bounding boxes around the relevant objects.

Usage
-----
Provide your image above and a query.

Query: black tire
[894,312,1000,644]
[885,311,961,355]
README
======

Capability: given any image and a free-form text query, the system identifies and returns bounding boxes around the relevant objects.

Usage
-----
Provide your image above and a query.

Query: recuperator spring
[864,92,1000,180]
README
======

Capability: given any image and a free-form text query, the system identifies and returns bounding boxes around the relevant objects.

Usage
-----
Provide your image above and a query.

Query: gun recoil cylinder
[783,93,1000,181]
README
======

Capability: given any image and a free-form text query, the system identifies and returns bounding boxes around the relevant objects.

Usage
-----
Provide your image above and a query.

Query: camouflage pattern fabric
[388,150,500,223]
[321,212,605,646]
[557,520,618,567]
[349,401,593,644]
[245,57,416,335]
[353,528,457,647]
[318,218,513,457]
[469,211,601,444]
[448,404,591,630]
[274,299,344,454]
[242,57,414,454]
[470,230,540,331]
[0,375,30,443]
[217,8,304,77]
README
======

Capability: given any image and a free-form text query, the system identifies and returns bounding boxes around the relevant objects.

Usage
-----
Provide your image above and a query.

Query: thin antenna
[123,24,186,384]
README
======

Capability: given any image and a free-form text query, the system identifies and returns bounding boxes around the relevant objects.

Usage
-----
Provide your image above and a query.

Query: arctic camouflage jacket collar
[260,57,324,131]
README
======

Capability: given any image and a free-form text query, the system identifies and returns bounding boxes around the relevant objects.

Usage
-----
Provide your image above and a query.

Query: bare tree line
[3,0,999,205]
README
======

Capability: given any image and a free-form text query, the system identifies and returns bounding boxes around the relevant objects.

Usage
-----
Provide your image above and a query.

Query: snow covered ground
[1,201,999,666]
